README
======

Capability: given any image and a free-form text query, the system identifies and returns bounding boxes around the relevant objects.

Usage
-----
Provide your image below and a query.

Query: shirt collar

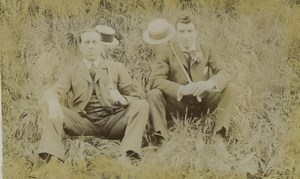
[83,58,101,69]
[179,43,196,53]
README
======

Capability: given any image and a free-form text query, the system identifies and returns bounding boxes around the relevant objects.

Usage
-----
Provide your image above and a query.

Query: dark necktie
[184,52,192,66]
[183,51,192,78]
[90,63,96,80]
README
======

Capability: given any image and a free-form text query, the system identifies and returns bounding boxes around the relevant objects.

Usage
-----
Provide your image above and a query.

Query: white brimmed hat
[143,18,176,45]
[96,25,120,46]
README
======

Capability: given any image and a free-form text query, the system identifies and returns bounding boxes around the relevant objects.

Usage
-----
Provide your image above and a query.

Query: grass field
[1,0,300,178]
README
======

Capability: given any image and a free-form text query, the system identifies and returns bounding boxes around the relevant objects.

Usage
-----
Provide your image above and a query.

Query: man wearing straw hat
[144,13,240,147]
[33,26,148,175]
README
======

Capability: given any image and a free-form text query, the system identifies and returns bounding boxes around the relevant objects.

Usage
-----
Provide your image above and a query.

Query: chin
[183,43,190,47]
[86,58,96,61]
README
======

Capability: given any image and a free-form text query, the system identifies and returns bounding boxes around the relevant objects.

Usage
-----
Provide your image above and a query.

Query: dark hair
[175,11,196,26]
[77,28,101,44]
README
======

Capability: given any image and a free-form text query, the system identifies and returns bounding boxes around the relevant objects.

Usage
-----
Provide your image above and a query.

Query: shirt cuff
[177,85,184,101]
[207,79,219,92]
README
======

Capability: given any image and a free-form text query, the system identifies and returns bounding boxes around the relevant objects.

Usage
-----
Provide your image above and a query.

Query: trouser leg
[38,107,99,161]
[147,89,167,136]
[202,82,240,135]
[119,100,149,155]
[147,89,187,137]
[94,99,149,156]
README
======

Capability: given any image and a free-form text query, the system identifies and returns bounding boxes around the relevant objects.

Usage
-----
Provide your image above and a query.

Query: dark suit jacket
[43,59,140,113]
[149,41,231,100]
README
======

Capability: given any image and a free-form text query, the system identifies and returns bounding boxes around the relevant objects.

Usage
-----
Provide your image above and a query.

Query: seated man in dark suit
[145,13,240,146]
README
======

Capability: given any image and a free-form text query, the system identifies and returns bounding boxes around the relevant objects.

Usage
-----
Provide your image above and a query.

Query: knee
[128,100,149,124]
[147,89,164,102]
[130,99,149,113]
[43,106,69,126]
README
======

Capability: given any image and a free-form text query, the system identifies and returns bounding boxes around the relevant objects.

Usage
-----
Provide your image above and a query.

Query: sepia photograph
[1,0,300,178]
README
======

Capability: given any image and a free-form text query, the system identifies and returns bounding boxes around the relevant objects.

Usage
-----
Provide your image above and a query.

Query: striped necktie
[183,51,193,69]
[183,51,193,78]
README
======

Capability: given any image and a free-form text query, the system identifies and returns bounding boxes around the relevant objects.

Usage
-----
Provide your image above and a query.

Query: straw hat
[143,18,176,45]
[96,25,120,46]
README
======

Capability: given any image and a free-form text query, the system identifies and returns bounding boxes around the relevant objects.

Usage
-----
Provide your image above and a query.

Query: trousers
[147,82,240,137]
[38,99,149,161]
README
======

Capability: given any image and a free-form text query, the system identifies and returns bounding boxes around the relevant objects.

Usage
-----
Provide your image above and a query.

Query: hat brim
[101,38,119,46]
[143,24,176,45]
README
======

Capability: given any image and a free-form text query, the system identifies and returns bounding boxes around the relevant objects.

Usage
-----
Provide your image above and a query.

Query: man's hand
[193,81,215,96]
[48,99,64,124]
[109,89,128,106]
[179,82,198,96]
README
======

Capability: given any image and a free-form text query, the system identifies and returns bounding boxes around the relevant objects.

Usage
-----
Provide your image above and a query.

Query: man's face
[176,22,197,50]
[79,31,102,61]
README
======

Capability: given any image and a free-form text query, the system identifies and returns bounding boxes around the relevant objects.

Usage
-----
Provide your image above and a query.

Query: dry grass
[1,0,300,178]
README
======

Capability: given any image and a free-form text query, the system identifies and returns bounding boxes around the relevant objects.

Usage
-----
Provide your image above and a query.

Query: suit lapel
[191,43,207,67]
[190,42,210,81]
[94,59,108,82]
[79,61,93,83]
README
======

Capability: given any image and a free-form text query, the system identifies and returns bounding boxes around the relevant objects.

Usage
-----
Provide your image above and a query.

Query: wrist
[207,80,214,89]
[177,85,184,101]
[207,79,219,91]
